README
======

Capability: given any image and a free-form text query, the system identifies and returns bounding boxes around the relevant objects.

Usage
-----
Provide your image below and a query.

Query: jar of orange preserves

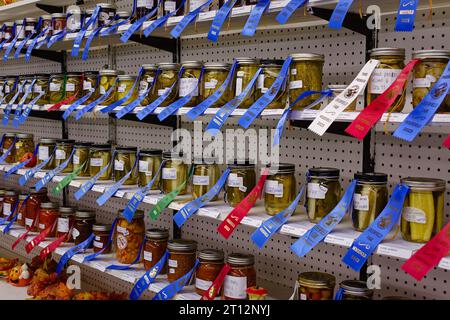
[115,210,145,264]
[195,249,224,296]
[38,202,59,237]
[143,228,169,272]
[223,253,256,300]
[25,187,49,231]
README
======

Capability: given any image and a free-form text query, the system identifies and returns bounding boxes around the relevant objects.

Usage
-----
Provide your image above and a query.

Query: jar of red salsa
[223,253,256,300]
[195,249,225,296]
[16,194,28,227]
[93,223,112,254]
[143,229,169,272]
[25,187,49,231]
[38,202,59,237]
[3,190,18,221]
[56,207,75,242]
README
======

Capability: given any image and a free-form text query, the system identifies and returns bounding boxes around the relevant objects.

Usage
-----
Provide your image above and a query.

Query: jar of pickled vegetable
[2,190,18,221]
[368,48,406,112]
[2,133,16,164]
[99,69,119,105]
[136,0,158,19]
[264,163,296,216]
[32,74,49,105]
[143,228,169,272]
[66,72,83,100]
[297,272,335,300]
[223,253,256,300]
[235,58,259,108]
[83,71,100,104]
[51,13,66,33]
[57,207,75,242]
[25,187,49,232]
[114,147,138,185]
[93,223,112,254]
[161,152,188,195]
[3,77,17,102]
[138,149,162,188]
[73,210,95,246]
[226,161,256,207]
[338,280,373,300]
[400,177,446,243]
[48,74,65,104]
[116,210,145,264]
[89,144,112,180]
[192,158,220,200]
[73,142,92,177]
[161,0,184,16]
[328,85,360,112]
[195,249,224,295]
[155,63,180,107]
[289,53,324,110]
[202,63,233,108]
[167,239,197,282]
[352,173,388,231]
[16,193,28,227]
[55,139,75,173]
[98,3,117,27]
[140,64,158,106]
[116,75,138,104]
[38,202,59,237]
[306,168,341,223]
[257,59,288,109]
[38,138,56,170]
[15,133,35,165]
[412,50,450,113]
[179,61,203,107]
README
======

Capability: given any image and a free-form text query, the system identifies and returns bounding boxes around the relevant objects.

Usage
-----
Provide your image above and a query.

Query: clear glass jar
[25,187,49,232]
[226,161,256,207]
[51,13,66,34]
[338,280,373,300]
[116,75,138,105]
[195,249,224,296]
[264,164,296,216]
[192,158,221,200]
[223,253,256,300]
[235,58,259,108]
[15,133,35,165]
[73,210,95,246]
[83,71,100,104]
[2,133,16,164]
[140,64,158,106]
[352,173,389,231]
[3,22,15,43]
[179,61,203,108]
[32,74,49,105]
[38,202,59,238]
[93,223,112,254]
[138,149,162,188]
[328,84,359,112]
[297,272,335,300]
[3,76,17,102]
[24,17,37,38]
[2,190,18,221]
[89,144,112,180]
[66,72,83,100]
[57,207,75,242]
[167,239,197,282]
[98,3,117,27]
[40,15,52,37]
[143,228,169,272]
[136,0,158,19]
[48,73,65,104]
[23,76,35,103]
[306,168,341,223]
[114,147,138,185]
[55,139,75,173]
[73,142,92,177]
[161,152,188,195]
[116,210,145,264]
[38,138,57,170]
[16,193,28,227]
[257,59,288,109]
[400,177,446,243]
[202,63,233,108]
[155,63,180,107]
[99,69,119,105]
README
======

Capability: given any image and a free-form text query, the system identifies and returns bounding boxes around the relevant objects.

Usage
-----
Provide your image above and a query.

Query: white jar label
[55,149,66,160]
[165,1,176,12]
[307,183,327,200]
[115,160,125,171]
[403,207,427,224]
[224,275,247,299]
[265,180,283,197]
[72,228,80,239]
[235,78,243,96]
[369,68,402,94]
[4,85,10,93]
[73,155,80,165]
[117,225,129,236]
[34,85,43,93]
[291,68,298,76]
[289,80,303,90]
[354,193,370,211]
[66,83,75,92]
[196,278,213,291]
[139,160,149,173]
[162,168,177,180]
[83,81,92,91]
[3,203,11,216]
[118,84,127,93]
[39,223,46,230]
[413,75,437,88]
[179,78,199,97]
[144,251,153,262]
[137,0,154,8]
[139,81,148,94]
[205,79,218,89]
[193,175,210,186]
[17,213,22,220]
[158,87,170,96]
[50,82,61,92]
[93,240,103,249]
[228,173,243,188]
[57,217,69,233]
[117,235,127,250]
[25,218,33,227]
[190,0,208,11]
[100,86,106,94]
[300,293,307,300]
[168,259,178,268]
[90,158,103,167]
[38,146,49,160]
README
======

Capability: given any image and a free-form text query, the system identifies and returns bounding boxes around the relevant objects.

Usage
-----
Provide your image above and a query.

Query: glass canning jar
[195,249,224,296]
[257,59,288,109]
[65,72,83,100]
[2,133,16,164]
[89,144,112,180]
[116,75,138,105]
[192,158,221,200]
[24,17,38,38]
[48,73,65,104]
[114,147,138,185]
[328,84,360,111]
[202,63,233,107]
[32,74,49,105]
[99,69,119,105]
[116,210,145,264]
[138,149,162,188]
[83,71,100,104]
[56,207,75,242]
[297,272,335,300]
[38,138,57,170]
[136,0,158,19]
[25,187,49,232]
[264,164,296,216]
[179,61,203,107]
[2,190,18,221]
[223,253,256,300]
[16,194,28,227]
[155,63,180,107]
[40,15,52,37]
[93,223,112,254]
[38,202,59,238]
[55,139,75,173]
[235,58,259,108]
[3,76,18,102]
[161,152,188,195]
[3,22,14,43]
[51,13,66,34]
[143,228,170,272]
[225,161,256,207]
[167,239,197,283]
[73,142,92,177]
[161,0,184,16]
[140,64,158,106]
[73,210,95,246]
[22,76,35,103]
[97,3,117,27]
[338,280,374,300]
[15,133,35,165]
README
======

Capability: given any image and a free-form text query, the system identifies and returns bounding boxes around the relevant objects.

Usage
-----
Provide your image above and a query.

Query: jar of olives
[2,133,16,164]
[38,138,57,170]
[99,69,119,105]
[32,74,49,104]
[338,280,373,300]
[65,72,83,100]
[192,158,221,200]
[179,61,203,107]
[155,63,180,107]
[412,50,450,113]
[328,84,360,111]
[257,59,288,109]
[400,177,446,243]
[114,147,138,185]
[264,164,296,216]
[140,64,158,106]
[226,161,256,207]
[73,142,92,177]
[297,272,335,300]
[223,253,256,300]
[89,144,112,180]
[368,48,406,112]
[235,58,259,108]
[161,152,188,195]
[202,63,233,107]
[15,133,35,165]
[116,210,145,264]
[138,149,162,188]
[116,75,138,104]
[352,173,388,231]
[48,73,65,104]
[55,139,75,173]
[306,168,341,223]
[83,71,100,104]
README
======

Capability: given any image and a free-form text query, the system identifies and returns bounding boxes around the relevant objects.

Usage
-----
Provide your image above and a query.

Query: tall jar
[116,210,145,264]
[140,64,158,106]
[2,190,18,221]
[306,168,341,223]
[73,142,92,177]
[338,280,373,300]
[138,149,162,188]
[195,249,225,295]
[179,61,203,107]
[192,158,221,200]
[114,147,138,185]
[143,228,169,272]
[264,164,296,216]
[73,210,95,246]
[25,187,49,232]
[24,18,38,38]
[15,133,35,165]
[66,72,83,100]
[161,152,188,195]
[83,71,100,104]
[38,202,59,238]
[235,58,259,108]
[367,48,406,112]
[400,177,446,243]
[257,59,288,109]
[116,75,138,104]
[352,173,389,231]
[297,272,335,300]
[55,139,75,173]
[2,133,16,164]
[15,19,25,41]
[48,73,65,104]
[167,239,197,282]
[57,207,75,242]
[202,63,233,107]
[226,161,256,207]
[223,253,256,300]
[32,74,49,105]
[161,0,184,16]
[38,138,57,170]
[89,144,112,180]
[99,69,119,105]
[155,63,180,107]
[136,0,158,19]
[16,194,28,227]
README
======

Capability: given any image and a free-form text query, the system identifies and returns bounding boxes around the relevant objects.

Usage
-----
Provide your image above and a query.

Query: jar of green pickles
[32,74,49,105]
[4,77,17,102]
[140,64,158,106]
[338,280,373,300]
[180,61,203,108]
[73,142,92,177]
[202,63,233,108]
[38,138,57,170]
[99,69,119,105]
[257,59,288,109]
[235,58,259,108]
[89,144,112,180]
[412,50,450,113]
[2,133,16,164]
[48,73,65,104]
[114,147,138,185]
[368,48,406,112]
[226,161,256,207]
[23,76,34,103]
[289,53,324,110]
[328,85,360,112]
[306,168,341,223]
[192,158,221,200]
[66,72,83,100]
[400,177,446,243]
[116,75,138,104]
[138,149,162,188]
[352,173,388,231]
[297,272,335,301]
[55,139,75,173]
[15,133,35,164]
[264,164,296,216]
[161,152,188,195]
[155,63,180,107]
[83,71,100,104]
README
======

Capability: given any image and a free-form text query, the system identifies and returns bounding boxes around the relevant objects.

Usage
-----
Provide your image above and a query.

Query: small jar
[400,177,446,243]
[180,61,203,107]
[155,63,180,107]
[114,147,138,185]
[55,139,75,173]
[116,75,138,105]
[99,69,119,105]
[352,173,389,231]
[93,224,112,254]
[24,17,37,38]
[48,73,65,104]
[3,22,14,43]
[192,158,220,200]
[140,64,158,106]
[195,249,225,296]
[223,253,256,300]
[83,71,100,104]
[226,161,256,207]
[143,228,170,272]
[2,190,18,221]
[116,210,145,264]
[51,13,66,34]
[297,272,335,300]
[38,202,59,238]
[306,168,341,223]
[66,6,82,32]
[289,53,325,110]
[412,50,450,113]
[65,72,83,100]
[338,280,373,300]
[32,74,49,105]
[167,239,197,283]
[73,210,95,246]
[84,9,97,31]
[136,0,159,19]
[161,152,188,195]
[2,133,16,164]
[40,15,53,37]
[161,0,184,16]
[57,207,75,242]
[98,3,117,27]
[15,19,25,41]
[15,133,35,165]
[328,85,359,112]
[235,58,259,108]
[138,149,162,188]
[257,59,288,109]
[25,187,49,232]
[38,138,57,170]
[368,48,406,112]
[16,194,28,227]
[202,63,233,108]
[73,142,92,177]
[89,144,112,180]
[264,164,296,216]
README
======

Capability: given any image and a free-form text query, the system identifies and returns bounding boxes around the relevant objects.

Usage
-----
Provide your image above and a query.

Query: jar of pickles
[161,152,188,195]
[400,177,446,243]
[38,138,57,170]
[48,73,65,104]
[202,63,233,107]
[99,69,119,105]
[338,280,373,300]
[264,164,296,216]
[38,202,59,237]
[57,207,75,242]
[352,173,388,231]
[73,142,92,177]
[2,133,16,164]
[32,74,49,105]
[192,158,220,200]
[412,50,450,113]
[140,64,158,106]
[328,84,360,112]
[297,272,335,300]
[143,228,169,272]
[23,76,34,103]
[93,224,112,254]
[73,210,95,246]
[25,187,49,232]
[55,139,75,173]
[195,249,225,296]
[83,71,100,104]
[257,59,288,109]
[16,194,28,227]
[167,239,197,282]
[155,63,180,107]
[2,190,17,221]
[116,75,138,104]
[226,161,256,207]
[223,253,256,300]
[89,144,112,180]
[116,210,145,264]
[235,58,259,108]
[65,72,83,100]
[368,48,406,112]
[15,133,35,165]
[306,168,341,223]
[138,149,162,188]
[179,61,203,107]
[114,147,138,185]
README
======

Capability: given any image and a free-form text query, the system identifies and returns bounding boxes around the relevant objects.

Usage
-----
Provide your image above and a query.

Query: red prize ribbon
[443,135,450,149]
[401,222,450,281]
[200,264,231,300]
[217,169,269,239]
[12,228,32,250]
[47,93,79,112]
[25,220,56,254]
[39,229,72,260]
[345,59,420,140]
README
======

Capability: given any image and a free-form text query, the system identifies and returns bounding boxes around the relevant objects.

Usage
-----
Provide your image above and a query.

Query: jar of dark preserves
[73,210,95,246]
[57,207,76,242]
[195,249,225,296]
[143,228,169,272]
[93,223,112,253]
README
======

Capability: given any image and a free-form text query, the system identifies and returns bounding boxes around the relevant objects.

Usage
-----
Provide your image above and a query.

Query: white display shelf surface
[0,0,75,22]
[0,278,30,300]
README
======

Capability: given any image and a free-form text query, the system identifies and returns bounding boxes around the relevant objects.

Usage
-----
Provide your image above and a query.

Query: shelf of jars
[0,0,75,22]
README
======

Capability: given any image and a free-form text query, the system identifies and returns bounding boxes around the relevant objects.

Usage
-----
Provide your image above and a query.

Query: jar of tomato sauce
[16,194,28,227]
[38,202,59,237]
[56,207,75,242]
[223,253,256,300]
[2,190,18,221]
[25,187,49,231]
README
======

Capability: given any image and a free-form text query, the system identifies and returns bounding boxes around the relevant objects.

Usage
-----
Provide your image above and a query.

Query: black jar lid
[140,149,163,156]
[91,144,111,150]
[354,172,388,183]
[118,209,143,219]
[74,142,93,147]
[83,71,99,75]
[67,72,83,76]
[228,159,255,169]
[145,228,169,239]
[162,151,184,160]
[267,163,295,175]
[93,223,112,232]
[56,139,76,144]
[308,167,340,178]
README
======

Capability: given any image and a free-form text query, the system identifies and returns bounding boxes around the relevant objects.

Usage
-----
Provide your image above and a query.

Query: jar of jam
[73,210,95,246]
[338,280,373,300]
[15,19,25,41]
[264,163,296,216]
[55,139,75,173]
[99,69,119,105]
[24,17,37,38]
[2,133,16,164]
[66,72,83,100]
[32,74,49,105]
[3,190,18,221]
[25,187,49,231]
[161,0,184,16]
[297,272,335,300]
[161,152,188,195]
[138,149,162,188]
[192,158,220,200]
[73,142,92,177]
[257,59,288,109]
[83,71,100,104]
[223,253,256,300]
[114,147,138,185]
[167,239,197,283]
[235,58,259,108]
[116,75,138,104]
[38,202,59,238]
[195,249,225,295]
[93,223,112,254]
[116,210,145,264]
[226,160,256,207]
[3,22,14,43]
[180,61,203,107]
[143,228,169,272]
[51,13,67,34]
[57,207,75,242]
[137,0,158,19]
[155,63,180,107]
[98,3,117,27]
[16,194,28,227]
[140,64,158,106]
[38,138,57,170]
[48,73,65,104]
[15,133,35,165]
[89,144,112,180]
[40,15,53,37]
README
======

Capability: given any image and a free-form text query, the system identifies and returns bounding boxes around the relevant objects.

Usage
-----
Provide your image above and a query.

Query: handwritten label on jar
[289,80,303,90]
[115,160,125,171]
[38,146,49,160]
[66,83,75,92]
[90,158,103,167]
[117,235,127,250]
[196,278,213,291]
[73,155,80,165]
[25,218,33,227]
[117,225,129,236]
[162,168,177,180]
[138,160,149,173]
[57,218,69,233]
[224,275,247,299]
[291,69,297,76]
[3,203,11,216]
[265,180,283,198]
[228,173,243,188]
[83,81,92,91]
[307,183,327,200]
[139,81,148,94]
[179,78,199,97]
[34,85,43,93]
[138,0,155,8]
[168,259,178,268]
[353,193,370,211]
[93,240,103,249]
[56,149,66,160]
[17,213,22,220]
[413,75,437,88]
[190,0,208,11]
[236,78,243,96]
[164,1,176,12]
[369,69,402,94]
[403,207,427,224]
[49,82,61,92]
[144,251,152,262]
[193,175,210,186]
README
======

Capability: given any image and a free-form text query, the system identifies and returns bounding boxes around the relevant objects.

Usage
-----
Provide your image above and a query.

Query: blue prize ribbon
[342,184,410,272]
[14,18,41,59]
[3,20,24,61]
[205,68,262,136]
[251,186,305,249]
[153,259,200,300]
[186,61,238,120]
[334,288,344,300]
[106,236,146,270]
[393,62,450,142]
[34,149,75,192]
[0,82,7,105]
[75,78,118,120]
[238,57,292,129]
[143,0,187,37]
[72,7,100,57]
[4,144,39,178]
[83,218,118,262]
[56,233,95,275]
[62,89,96,121]
[19,149,55,186]
[47,25,69,48]
[18,91,45,125]
[170,0,213,38]
[120,2,159,43]
[0,199,19,226]
[395,0,419,32]
[102,0,138,36]
[130,250,169,300]
[241,0,270,37]
[173,168,231,228]
[3,195,29,234]
[291,180,357,257]
[328,0,354,30]
[25,27,48,61]
[12,79,37,128]
[2,80,22,126]
[276,0,308,24]
[0,136,16,164]
[207,0,239,42]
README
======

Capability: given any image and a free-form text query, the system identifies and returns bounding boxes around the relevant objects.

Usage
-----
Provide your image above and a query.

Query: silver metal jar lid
[226,253,255,266]
[39,138,57,144]
[51,13,66,19]
[412,49,450,60]
[41,15,52,20]
[199,249,224,261]
[145,228,170,239]
[99,69,119,76]
[167,239,197,252]
[204,62,231,70]
[142,63,158,70]
[26,18,38,23]
[400,177,446,192]
[97,3,116,9]
[369,48,405,57]
[59,207,75,215]
[17,133,33,139]
[181,61,204,69]
[158,62,180,71]
[340,280,374,297]
[40,202,59,209]
[236,57,259,65]
[93,223,112,232]
[117,11,130,18]
[75,210,96,219]
[4,133,16,138]
[15,19,24,24]
[290,53,325,62]
[118,75,136,81]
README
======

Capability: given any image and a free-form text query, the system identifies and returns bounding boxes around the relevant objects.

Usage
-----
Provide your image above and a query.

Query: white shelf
[0,0,75,22]
[0,278,30,300]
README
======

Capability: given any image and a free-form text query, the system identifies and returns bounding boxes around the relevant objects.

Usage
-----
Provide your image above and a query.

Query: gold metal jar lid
[59,207,76,217]
[146,228,169,239]
[118,75,136,81]
[75,210,96,219]
[168,239,197,252]
[99,69,119,76]
[236,57,259,65]
[17,133,33,139]
[142,63,158,70]
[227,253,254,266]
[400,177,446,192]
[204,62,231,70]
[40,202,59,209]
[290,53,325,62]
[26,17,38,23]
[41,15,52,20]
[412,49,450,60]
[93,223,112,232]
[369,48,405,57]
[181,61,204,69]
[158,62,180,71]
[298,272,336,289]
